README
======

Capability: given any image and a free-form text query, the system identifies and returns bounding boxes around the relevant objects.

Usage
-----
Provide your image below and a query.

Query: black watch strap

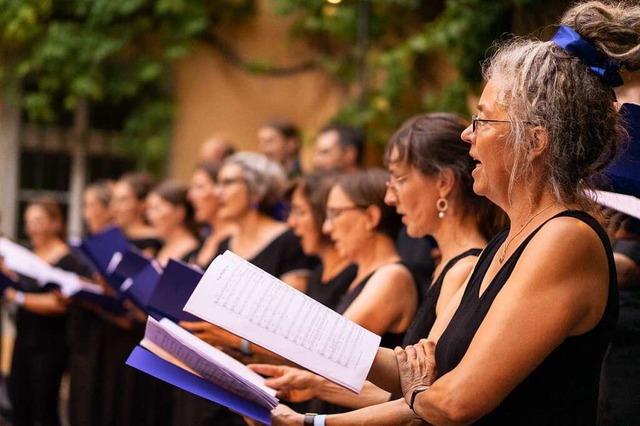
[304,413,317,426]
[409,385,430,412]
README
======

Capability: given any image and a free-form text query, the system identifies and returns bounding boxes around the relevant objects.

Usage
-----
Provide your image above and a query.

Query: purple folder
[602,102,640,197]
[121,262,163,311]
[79,226,130,279]
[126,346,271,425]
[108,247,152,281]
[71,289,127,314]
[147,259,201,323]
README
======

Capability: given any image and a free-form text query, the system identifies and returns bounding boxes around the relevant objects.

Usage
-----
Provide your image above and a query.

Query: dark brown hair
[27,196,66,238]
[193,160,222,184]
[150,180,198,237]
[119,172,155,201]
[295,170,342,244]
[85,180,113,207]
[336,168,402,240]
[385,112,506,240]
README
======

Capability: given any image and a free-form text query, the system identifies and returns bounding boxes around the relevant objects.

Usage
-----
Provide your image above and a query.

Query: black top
[402,249,482,346]
[17,253,88,350]
[396,226,437,300]
[333,264,408,349]
[613,238,640,267]
[305,263,358,310]
[435,211,618,425]
[130,237,163,257]
[217,228,314,278]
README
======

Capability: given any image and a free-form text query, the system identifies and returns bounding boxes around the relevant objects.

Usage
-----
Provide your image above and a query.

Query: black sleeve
[276,229,315,277]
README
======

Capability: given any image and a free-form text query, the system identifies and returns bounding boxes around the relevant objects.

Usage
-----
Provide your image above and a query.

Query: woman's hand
[179,321,237,348]
[249,364,319,402]
[271,404,304,426]
[0,257,18,282]
[243,404,303,426]
[395,339,437,404]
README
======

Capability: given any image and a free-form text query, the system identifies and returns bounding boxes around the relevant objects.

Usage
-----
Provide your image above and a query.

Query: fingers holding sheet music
[249,364,318,402]
[179,320,241,348]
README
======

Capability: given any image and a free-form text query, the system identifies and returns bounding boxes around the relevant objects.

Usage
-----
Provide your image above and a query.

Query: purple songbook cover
[126,346,271,425]
[108,247,152,281]
[121,262,163,311]
[147,259,201,322]
[79,226,130,277]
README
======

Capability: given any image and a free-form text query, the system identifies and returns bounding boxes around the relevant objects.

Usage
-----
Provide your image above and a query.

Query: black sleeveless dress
[333,266,407,349]
[435,211,618,425]
[403,249,482,346]
[216,228,314,278]
[306,263,358,310]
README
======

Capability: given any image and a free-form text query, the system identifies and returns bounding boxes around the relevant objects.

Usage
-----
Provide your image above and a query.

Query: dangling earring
[436,198,448,219]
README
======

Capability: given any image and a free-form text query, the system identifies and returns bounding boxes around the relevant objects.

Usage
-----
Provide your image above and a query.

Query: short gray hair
[223,151,287,214]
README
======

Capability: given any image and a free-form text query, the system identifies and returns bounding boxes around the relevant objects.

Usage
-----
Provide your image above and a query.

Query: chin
[406,226,427,239]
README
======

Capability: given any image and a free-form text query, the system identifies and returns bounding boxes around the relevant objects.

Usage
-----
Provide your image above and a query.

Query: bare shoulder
[443,256,478,286]
[373,262,414,285]
[508,214,609,333]
[363,263,416,297]
[527,215,607,267]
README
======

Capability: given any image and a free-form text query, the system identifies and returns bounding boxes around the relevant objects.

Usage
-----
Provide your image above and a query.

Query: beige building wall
[170,0,346,180]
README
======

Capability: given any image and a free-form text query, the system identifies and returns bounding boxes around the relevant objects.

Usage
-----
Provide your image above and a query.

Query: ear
[342,146,357,168]
[286,137,301,156]
[436,168,456,199]
[528,126,550,161]
[364,205,382,231]
[175,205,187,223]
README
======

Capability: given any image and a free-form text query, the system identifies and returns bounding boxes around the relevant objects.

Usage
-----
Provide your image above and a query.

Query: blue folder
[79,226,130,285]
[109,247,153,281]
[147,259,202,323]
[126,346,271,425]
[122,262,163,311]
[70,288,128,314]
[602,103,640,197]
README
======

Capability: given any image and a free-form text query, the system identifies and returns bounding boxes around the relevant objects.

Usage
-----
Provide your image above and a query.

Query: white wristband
[14,291,25,306]
[314,415,327,426]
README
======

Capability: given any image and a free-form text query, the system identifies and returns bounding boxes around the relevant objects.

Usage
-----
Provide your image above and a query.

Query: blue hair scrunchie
[550,25,624,88]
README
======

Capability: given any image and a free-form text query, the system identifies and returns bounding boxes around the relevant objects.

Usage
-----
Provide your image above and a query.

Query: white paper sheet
[184,250,381,393]
[141,317,278,408]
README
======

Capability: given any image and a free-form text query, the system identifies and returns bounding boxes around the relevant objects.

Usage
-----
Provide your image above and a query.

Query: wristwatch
[303,413,317,426]
[409,385,430,412]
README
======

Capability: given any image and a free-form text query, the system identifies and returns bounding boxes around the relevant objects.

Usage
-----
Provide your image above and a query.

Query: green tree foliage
[0,0,255,173]
[273,0,547,148]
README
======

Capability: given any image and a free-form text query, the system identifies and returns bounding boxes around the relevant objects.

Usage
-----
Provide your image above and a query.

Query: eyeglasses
[385,172,413,192]
[215,177,246,189]
[325,205,364,222]
[288,205,309,218]
[471,115,514,132]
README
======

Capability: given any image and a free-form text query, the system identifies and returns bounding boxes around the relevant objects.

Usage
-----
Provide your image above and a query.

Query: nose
[213,185,223,199]
[287,213,296,228]
[322,217,333,235]
[461,124,474,145]
[384,186,398,206]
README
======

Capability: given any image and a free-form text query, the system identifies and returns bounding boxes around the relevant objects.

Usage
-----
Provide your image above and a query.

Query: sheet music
[0,237,103,297]
[184,251,381,393]
[142,317,277,409]
[0,237,52,283]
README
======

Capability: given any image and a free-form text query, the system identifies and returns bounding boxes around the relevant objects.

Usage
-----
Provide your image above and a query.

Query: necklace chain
[499,203,556,264]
